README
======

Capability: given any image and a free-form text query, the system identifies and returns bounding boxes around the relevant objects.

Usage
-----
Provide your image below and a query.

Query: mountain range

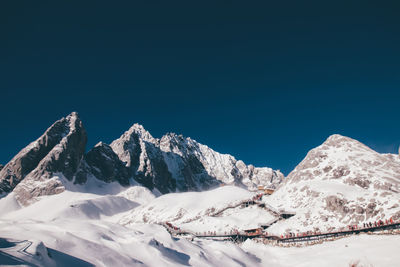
[0,112,283,206]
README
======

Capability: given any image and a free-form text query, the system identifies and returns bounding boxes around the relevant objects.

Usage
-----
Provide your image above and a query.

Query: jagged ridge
[108,123,283,193]
[0,113,283,205]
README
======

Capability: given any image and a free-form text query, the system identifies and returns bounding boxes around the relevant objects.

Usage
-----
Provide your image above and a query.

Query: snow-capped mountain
[0,112,282,205]
[266,134,400,234]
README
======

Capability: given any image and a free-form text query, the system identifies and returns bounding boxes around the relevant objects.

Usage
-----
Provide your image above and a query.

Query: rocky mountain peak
[127,123,155,143]
[0,112,87,204]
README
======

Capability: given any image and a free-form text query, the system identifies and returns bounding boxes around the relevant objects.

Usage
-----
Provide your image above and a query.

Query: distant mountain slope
[266,134,400,234]
[0,112,282,205]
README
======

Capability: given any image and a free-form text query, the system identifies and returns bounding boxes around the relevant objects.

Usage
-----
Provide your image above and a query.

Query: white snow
[242,234,400,267]
[1,183,400,266]
[119,186,254,225]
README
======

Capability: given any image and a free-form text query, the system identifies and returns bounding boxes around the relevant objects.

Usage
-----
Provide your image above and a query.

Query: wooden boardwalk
[162,192,400,244]
[164,221,400,244]
[278,222,400,243]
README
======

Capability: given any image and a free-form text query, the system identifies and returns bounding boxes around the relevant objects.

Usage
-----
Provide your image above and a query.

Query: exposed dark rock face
[133,141,177,193]
[0,112,87,204]
[108,127,180,193]
[0,164,3,172]
[75,142,131,186]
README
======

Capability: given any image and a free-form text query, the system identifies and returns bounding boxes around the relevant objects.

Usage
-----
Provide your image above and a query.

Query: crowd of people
[362,218,394,228]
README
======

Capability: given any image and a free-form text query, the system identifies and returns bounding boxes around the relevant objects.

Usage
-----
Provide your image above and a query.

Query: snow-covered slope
[120,186,276,234]
[242,235,400,267]
[0,185,264,267]
[120,186,253,224]
[266,134,400,234]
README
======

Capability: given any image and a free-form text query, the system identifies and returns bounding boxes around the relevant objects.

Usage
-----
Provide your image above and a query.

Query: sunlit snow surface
[1,183,400,266]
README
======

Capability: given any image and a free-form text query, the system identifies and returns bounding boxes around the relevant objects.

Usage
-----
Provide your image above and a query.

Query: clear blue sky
[1,1,399,175]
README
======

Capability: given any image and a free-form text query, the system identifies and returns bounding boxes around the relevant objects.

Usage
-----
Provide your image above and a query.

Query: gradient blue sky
[1,1,399,174]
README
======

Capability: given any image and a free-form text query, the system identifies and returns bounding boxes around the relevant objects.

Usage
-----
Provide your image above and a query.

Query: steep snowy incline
[265,134,400,234]
[119,185,277,234]
[109,124,283,193]
[119,186,254,226]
